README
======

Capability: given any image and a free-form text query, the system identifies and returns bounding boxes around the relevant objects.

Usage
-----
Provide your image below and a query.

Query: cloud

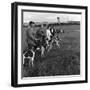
[23,12,81,23]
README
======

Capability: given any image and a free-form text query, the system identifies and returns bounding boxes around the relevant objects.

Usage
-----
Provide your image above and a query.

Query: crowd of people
[23,21,63,66]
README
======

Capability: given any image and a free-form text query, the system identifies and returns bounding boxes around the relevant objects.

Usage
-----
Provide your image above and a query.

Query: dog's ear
[28,50,33,57]
[24,51,28,57]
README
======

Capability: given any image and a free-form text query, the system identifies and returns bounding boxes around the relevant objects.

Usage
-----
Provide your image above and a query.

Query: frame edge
[11,2,88,87]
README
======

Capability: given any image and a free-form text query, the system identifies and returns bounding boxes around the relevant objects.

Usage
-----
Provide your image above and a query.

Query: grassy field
[22,24,80,77]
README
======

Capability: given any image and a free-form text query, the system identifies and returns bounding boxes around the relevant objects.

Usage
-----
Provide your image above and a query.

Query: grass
[22,24,80,78]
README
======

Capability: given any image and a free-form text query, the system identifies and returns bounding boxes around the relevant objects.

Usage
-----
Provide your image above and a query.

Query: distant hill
[23,21,80,27]
[67,21,80,25]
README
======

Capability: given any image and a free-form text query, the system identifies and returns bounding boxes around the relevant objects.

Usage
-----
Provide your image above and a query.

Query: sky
[23,12,81,23]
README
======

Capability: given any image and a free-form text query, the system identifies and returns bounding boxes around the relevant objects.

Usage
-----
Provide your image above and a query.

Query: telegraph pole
[57,17,60,24]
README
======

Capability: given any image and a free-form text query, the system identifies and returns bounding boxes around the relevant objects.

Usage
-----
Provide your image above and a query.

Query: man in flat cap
[26,21,38,50]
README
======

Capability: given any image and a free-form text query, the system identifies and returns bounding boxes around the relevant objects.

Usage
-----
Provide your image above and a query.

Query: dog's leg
[55,39,60,48]
[28,57,31,67]
[41,46,45,57]
[31,51,35,67]
[48,41,53,52]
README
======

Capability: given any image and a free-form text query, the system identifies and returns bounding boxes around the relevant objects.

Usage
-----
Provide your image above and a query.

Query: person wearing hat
[26,21,38,49]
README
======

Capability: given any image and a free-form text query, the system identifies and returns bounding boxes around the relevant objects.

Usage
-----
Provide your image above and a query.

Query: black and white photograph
[11,2,87,87]
[22,11,81,78]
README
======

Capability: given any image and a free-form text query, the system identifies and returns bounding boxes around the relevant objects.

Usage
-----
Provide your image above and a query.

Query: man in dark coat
[26,21,39,50]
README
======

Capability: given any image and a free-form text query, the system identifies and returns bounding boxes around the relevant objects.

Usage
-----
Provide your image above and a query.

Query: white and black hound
[23,35,46,67]
[46,27,62,51]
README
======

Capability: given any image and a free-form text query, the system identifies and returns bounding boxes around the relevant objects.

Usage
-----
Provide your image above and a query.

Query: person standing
[26,21,38,50]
